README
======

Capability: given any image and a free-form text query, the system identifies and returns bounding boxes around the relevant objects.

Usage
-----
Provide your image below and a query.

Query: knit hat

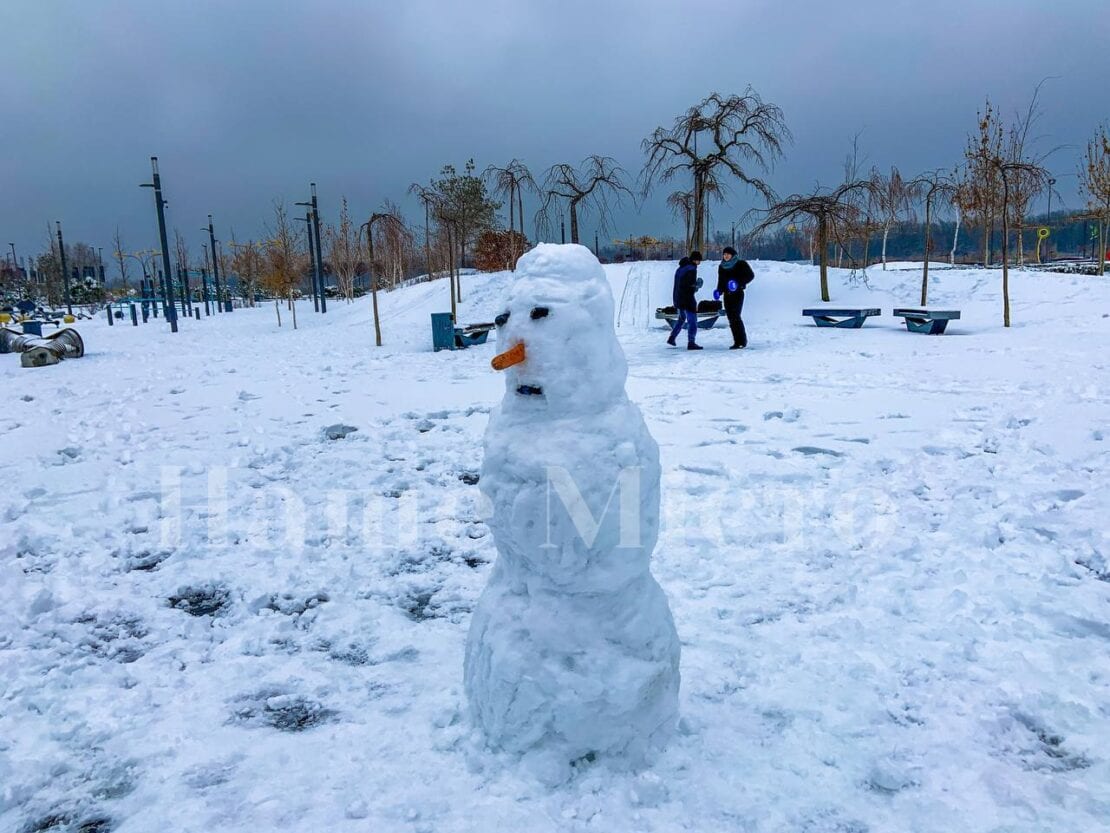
[722,246,737,256]
[689,251,703,262]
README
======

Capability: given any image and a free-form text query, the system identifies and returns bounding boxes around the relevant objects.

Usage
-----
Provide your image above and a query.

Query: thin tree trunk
[446,225,457,321]
[983,215,992,267]
[423,201,432,282]
[692,174,705,255]
[290,291,297,329]
[569,201,580,244]
[1002,183,1011,327]
[950,212,961,265]
[517,189,524,263]
[455,224,463,303]
[274,299,282,327]
[882,222,890,269]
[819,218,830,302]
[921,196,932,306]
[371,276,382,346]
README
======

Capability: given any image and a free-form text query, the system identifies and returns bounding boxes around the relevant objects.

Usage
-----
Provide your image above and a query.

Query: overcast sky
[2,0,1107,266]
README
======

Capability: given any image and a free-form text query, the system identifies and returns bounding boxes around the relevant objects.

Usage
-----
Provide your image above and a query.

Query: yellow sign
[1038,227,1050,239]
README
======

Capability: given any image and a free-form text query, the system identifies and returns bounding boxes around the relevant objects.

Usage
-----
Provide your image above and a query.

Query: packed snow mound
[493,243,626,415]
[465,244,681,780]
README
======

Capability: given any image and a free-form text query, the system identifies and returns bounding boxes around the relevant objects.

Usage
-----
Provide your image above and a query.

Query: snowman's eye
[530,306,549,320]
[495,312,510,327]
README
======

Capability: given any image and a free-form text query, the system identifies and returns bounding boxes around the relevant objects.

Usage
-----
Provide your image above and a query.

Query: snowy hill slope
[1,260,1108,833]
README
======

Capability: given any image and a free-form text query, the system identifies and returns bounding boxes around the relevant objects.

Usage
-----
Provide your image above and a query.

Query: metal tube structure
[0,326,85,367]
[56,222,72,314]
[207,215,224,312]
[142,157,178,332]
[303,211,320,312]
[311,184,326,313]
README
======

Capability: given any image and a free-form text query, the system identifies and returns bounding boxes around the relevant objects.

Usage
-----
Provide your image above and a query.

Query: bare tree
[748,179,876,302]
[228,236,263,308]
[642,89,790,252]
[112,227,130,287]
[431,160,499,304]
[871,167,915,270]
[995,159,1052,327]
[325,197,363,302]
[483,159,537,267]
[261,201,305,328]
[908,170,957,305]
[667,190,694,249]
[1003,82,1055,267]
[408,182,440,287]
[363,209,413,347]
[1080,123,1110,276]
[537,156,633,245]
[964,99,1005,266]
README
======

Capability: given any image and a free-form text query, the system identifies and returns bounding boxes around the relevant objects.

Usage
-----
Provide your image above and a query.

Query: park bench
[801,307,881,328]
[430,312,494,352]
[655,299,726,330]
[892,308,961,335]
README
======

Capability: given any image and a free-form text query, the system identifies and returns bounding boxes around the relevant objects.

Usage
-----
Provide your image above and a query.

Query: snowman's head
[490,243,627,418]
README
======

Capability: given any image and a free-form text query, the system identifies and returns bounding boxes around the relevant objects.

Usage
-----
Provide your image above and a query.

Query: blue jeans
[669,308,698,344]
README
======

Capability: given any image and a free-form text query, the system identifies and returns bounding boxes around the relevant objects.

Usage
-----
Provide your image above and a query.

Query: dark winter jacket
[672,258,700,312]
[717,259,754,302]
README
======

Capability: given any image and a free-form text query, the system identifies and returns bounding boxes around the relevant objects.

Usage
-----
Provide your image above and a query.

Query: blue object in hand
[727,279,738,293]
[713,290,721,301]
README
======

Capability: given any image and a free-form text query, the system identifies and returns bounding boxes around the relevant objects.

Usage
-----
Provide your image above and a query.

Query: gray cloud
[2,0,1107,264]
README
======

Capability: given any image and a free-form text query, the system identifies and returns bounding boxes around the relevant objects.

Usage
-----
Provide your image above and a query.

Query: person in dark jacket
[667,251,703,350]
[714,246,754,349]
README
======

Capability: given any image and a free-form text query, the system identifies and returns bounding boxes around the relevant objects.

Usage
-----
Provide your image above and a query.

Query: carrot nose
[492,342,526,371]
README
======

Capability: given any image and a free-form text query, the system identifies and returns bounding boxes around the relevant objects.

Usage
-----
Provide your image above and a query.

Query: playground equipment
[0,327,86,367]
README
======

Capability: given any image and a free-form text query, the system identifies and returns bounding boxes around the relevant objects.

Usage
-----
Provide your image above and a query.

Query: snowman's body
[465,244,680,774]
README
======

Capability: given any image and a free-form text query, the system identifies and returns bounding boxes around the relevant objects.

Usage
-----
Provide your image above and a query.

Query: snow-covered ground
[2,258,1108,833]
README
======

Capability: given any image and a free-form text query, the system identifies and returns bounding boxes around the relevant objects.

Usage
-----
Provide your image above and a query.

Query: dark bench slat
[802,308,881,329]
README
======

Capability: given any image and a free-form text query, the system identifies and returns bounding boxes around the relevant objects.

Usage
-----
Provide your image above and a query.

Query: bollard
[142,305,149,323]
[130,304,138,326]
[193,308,200,320]
[107,306,115,326]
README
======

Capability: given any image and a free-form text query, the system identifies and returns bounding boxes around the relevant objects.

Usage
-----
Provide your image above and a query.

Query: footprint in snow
[792,446,844,458]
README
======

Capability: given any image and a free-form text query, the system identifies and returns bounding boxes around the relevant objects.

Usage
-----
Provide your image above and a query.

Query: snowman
[464,243,681,779]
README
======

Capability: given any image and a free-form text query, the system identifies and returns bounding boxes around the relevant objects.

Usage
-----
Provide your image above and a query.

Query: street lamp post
[141,157,178,332]
[206,215,226,313]
[56,222,72,314]
[201,243,212,316]
[297,211,320,312]
[296,184,326,313]
[311,184,326,313]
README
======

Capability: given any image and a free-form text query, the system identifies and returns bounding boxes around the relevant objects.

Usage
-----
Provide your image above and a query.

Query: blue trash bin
[431,312,456,352]
[21,321,43,337]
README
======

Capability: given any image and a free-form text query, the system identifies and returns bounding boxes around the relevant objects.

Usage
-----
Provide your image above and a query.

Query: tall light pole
[296,210,320,312]
[311,184,326,313]
[297,184,327,313]
[141,157,178,332]
[56,221,72,314]
[201,243,212,315]
[206,215,226,313]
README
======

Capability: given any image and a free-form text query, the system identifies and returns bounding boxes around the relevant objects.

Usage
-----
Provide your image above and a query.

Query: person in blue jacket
[666,251,703,350]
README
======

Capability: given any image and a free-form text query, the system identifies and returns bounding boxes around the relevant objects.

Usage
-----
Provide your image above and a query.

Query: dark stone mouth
[516,385,544,397]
